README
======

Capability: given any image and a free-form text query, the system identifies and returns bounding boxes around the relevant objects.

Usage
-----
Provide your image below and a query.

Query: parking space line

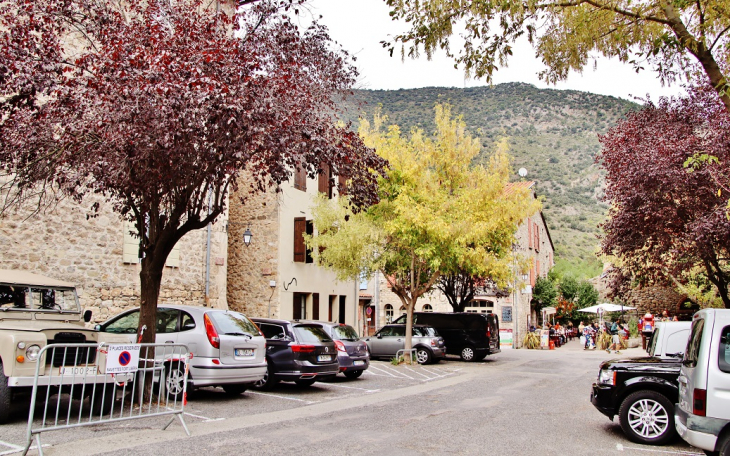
[616,444,702,455]
[324,383,380,393]
[373,364,415,380]
[367,364,401,378]
[246,391,318,404]
[403,365,431,380]
[361,370,393,377]
[184,411,225,422]
[0,440,22,455]
[0,440,48,456]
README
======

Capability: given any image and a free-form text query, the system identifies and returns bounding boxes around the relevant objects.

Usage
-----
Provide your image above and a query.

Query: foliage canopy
[0,0,386,343]
[385,0,730,110]
[599,86,730,308]
[309,104,538,350]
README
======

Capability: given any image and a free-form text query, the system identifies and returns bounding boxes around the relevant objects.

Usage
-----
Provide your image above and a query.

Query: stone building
[226,168,358,326]
[360,181,554,344]
[0,193,229,322]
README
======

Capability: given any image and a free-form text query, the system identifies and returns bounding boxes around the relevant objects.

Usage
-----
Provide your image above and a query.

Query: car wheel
[164,361,187,401]
[252,363,277,391]
[222,384,247,396]
[416,348,432,365]
[618,390,675,445]
[715,432,730,456]
[460,346,476,362]
[344,370,363,379]
[295,378,317,387]
[0,362,11,424]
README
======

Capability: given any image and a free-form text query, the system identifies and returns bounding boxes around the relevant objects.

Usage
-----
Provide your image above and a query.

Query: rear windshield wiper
[224,332,253,338]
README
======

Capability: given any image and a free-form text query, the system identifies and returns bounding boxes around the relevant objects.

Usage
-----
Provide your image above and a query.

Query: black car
[394,312,500,361]
[590,321,691,445]
[250,318,339,390]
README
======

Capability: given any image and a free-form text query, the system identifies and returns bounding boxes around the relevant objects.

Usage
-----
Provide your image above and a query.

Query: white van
[675,309,730,455]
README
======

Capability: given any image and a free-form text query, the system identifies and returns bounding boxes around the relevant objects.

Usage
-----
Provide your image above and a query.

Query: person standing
[607,320,621,354]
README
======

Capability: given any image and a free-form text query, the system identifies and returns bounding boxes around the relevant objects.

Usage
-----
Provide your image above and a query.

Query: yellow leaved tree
[307,104,539,357]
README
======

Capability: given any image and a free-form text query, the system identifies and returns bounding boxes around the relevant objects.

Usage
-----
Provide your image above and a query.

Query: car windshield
[0,285,78,312]
[331,325,359,341]
[293,325,332,343]
[208,311,260,336]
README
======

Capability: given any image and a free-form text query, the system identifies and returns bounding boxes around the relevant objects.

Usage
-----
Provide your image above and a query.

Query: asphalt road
[0,340,704,455]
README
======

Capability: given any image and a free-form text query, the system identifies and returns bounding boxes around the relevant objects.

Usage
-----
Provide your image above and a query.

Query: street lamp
[243,228,253,247]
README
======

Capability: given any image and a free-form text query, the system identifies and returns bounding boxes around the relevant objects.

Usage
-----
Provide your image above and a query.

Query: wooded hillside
[340,83,638,278]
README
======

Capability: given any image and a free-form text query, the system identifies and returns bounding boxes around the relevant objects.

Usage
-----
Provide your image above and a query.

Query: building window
[318,162,332,198]
[294,164,307,191]
[422,304,433,312]
[293,218,313,263]
[385,304,393,323]
[337,173,347,196]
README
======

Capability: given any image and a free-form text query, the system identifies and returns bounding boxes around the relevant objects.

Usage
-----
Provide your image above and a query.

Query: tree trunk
[137,256,164,398]
[402,297,414,364]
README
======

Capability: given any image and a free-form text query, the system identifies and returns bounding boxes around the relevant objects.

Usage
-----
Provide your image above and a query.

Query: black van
[393,312,500,361]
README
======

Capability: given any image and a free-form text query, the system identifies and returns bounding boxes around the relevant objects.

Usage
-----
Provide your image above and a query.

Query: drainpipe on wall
[374,271,380,332]
[204,189,212,307]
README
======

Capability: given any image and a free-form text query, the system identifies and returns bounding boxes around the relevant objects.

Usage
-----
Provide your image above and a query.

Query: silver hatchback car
[98,305,266,397]
[365,324,446,364]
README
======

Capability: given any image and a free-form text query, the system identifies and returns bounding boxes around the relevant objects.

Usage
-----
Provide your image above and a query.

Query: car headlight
[597,369,615,385]
[25,345,41,361]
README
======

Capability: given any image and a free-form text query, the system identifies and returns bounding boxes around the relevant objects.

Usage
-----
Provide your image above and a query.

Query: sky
[307,0,686,103]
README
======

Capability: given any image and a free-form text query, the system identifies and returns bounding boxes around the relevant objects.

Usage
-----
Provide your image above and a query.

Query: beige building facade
[362,182,554,345]
[226,168,358,326]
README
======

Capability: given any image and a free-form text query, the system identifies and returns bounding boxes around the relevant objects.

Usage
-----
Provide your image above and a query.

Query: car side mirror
[376,334,382,339]
[94,324,101,331]
[83,310,92,323]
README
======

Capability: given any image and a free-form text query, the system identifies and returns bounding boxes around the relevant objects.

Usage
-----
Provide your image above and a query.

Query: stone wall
[622,285,685,316]
[0,192,228,322]
[226,185,281,317]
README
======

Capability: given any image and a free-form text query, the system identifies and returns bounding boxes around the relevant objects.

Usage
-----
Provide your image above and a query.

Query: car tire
[163,361,187,401]
[415,347,432,365]
[222,384,247,396]
[715,432,730,456]
[295,378,316,387]
[460,346,476,362]
[252,363,277,391]
[0,362,11,424]
[618,390,675,445]
[344,370,363,379]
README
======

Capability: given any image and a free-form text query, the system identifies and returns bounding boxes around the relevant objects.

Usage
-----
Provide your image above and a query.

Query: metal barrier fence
[23,343,191,456]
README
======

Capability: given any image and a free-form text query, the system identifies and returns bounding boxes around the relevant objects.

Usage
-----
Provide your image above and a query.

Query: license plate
[59,366,97,376]
[353,360,365,366]
[317,355,332,362]
[235,348,254,357]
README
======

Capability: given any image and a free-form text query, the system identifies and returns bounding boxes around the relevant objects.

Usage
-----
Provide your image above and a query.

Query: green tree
[308,104,538,355]
[558,276,580,302]
[385,0,730,111]
[576,280,599,309]
[532,276,558,313]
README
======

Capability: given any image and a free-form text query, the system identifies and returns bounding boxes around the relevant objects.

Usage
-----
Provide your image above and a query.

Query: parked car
[0,270,130,423]
[590,321,691,445]
[394,312,500,361]
[675,309,730,455]
[316,322,369,379]
[364,324,445,364]
[98,305,266,397]
[249,318,339,390]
